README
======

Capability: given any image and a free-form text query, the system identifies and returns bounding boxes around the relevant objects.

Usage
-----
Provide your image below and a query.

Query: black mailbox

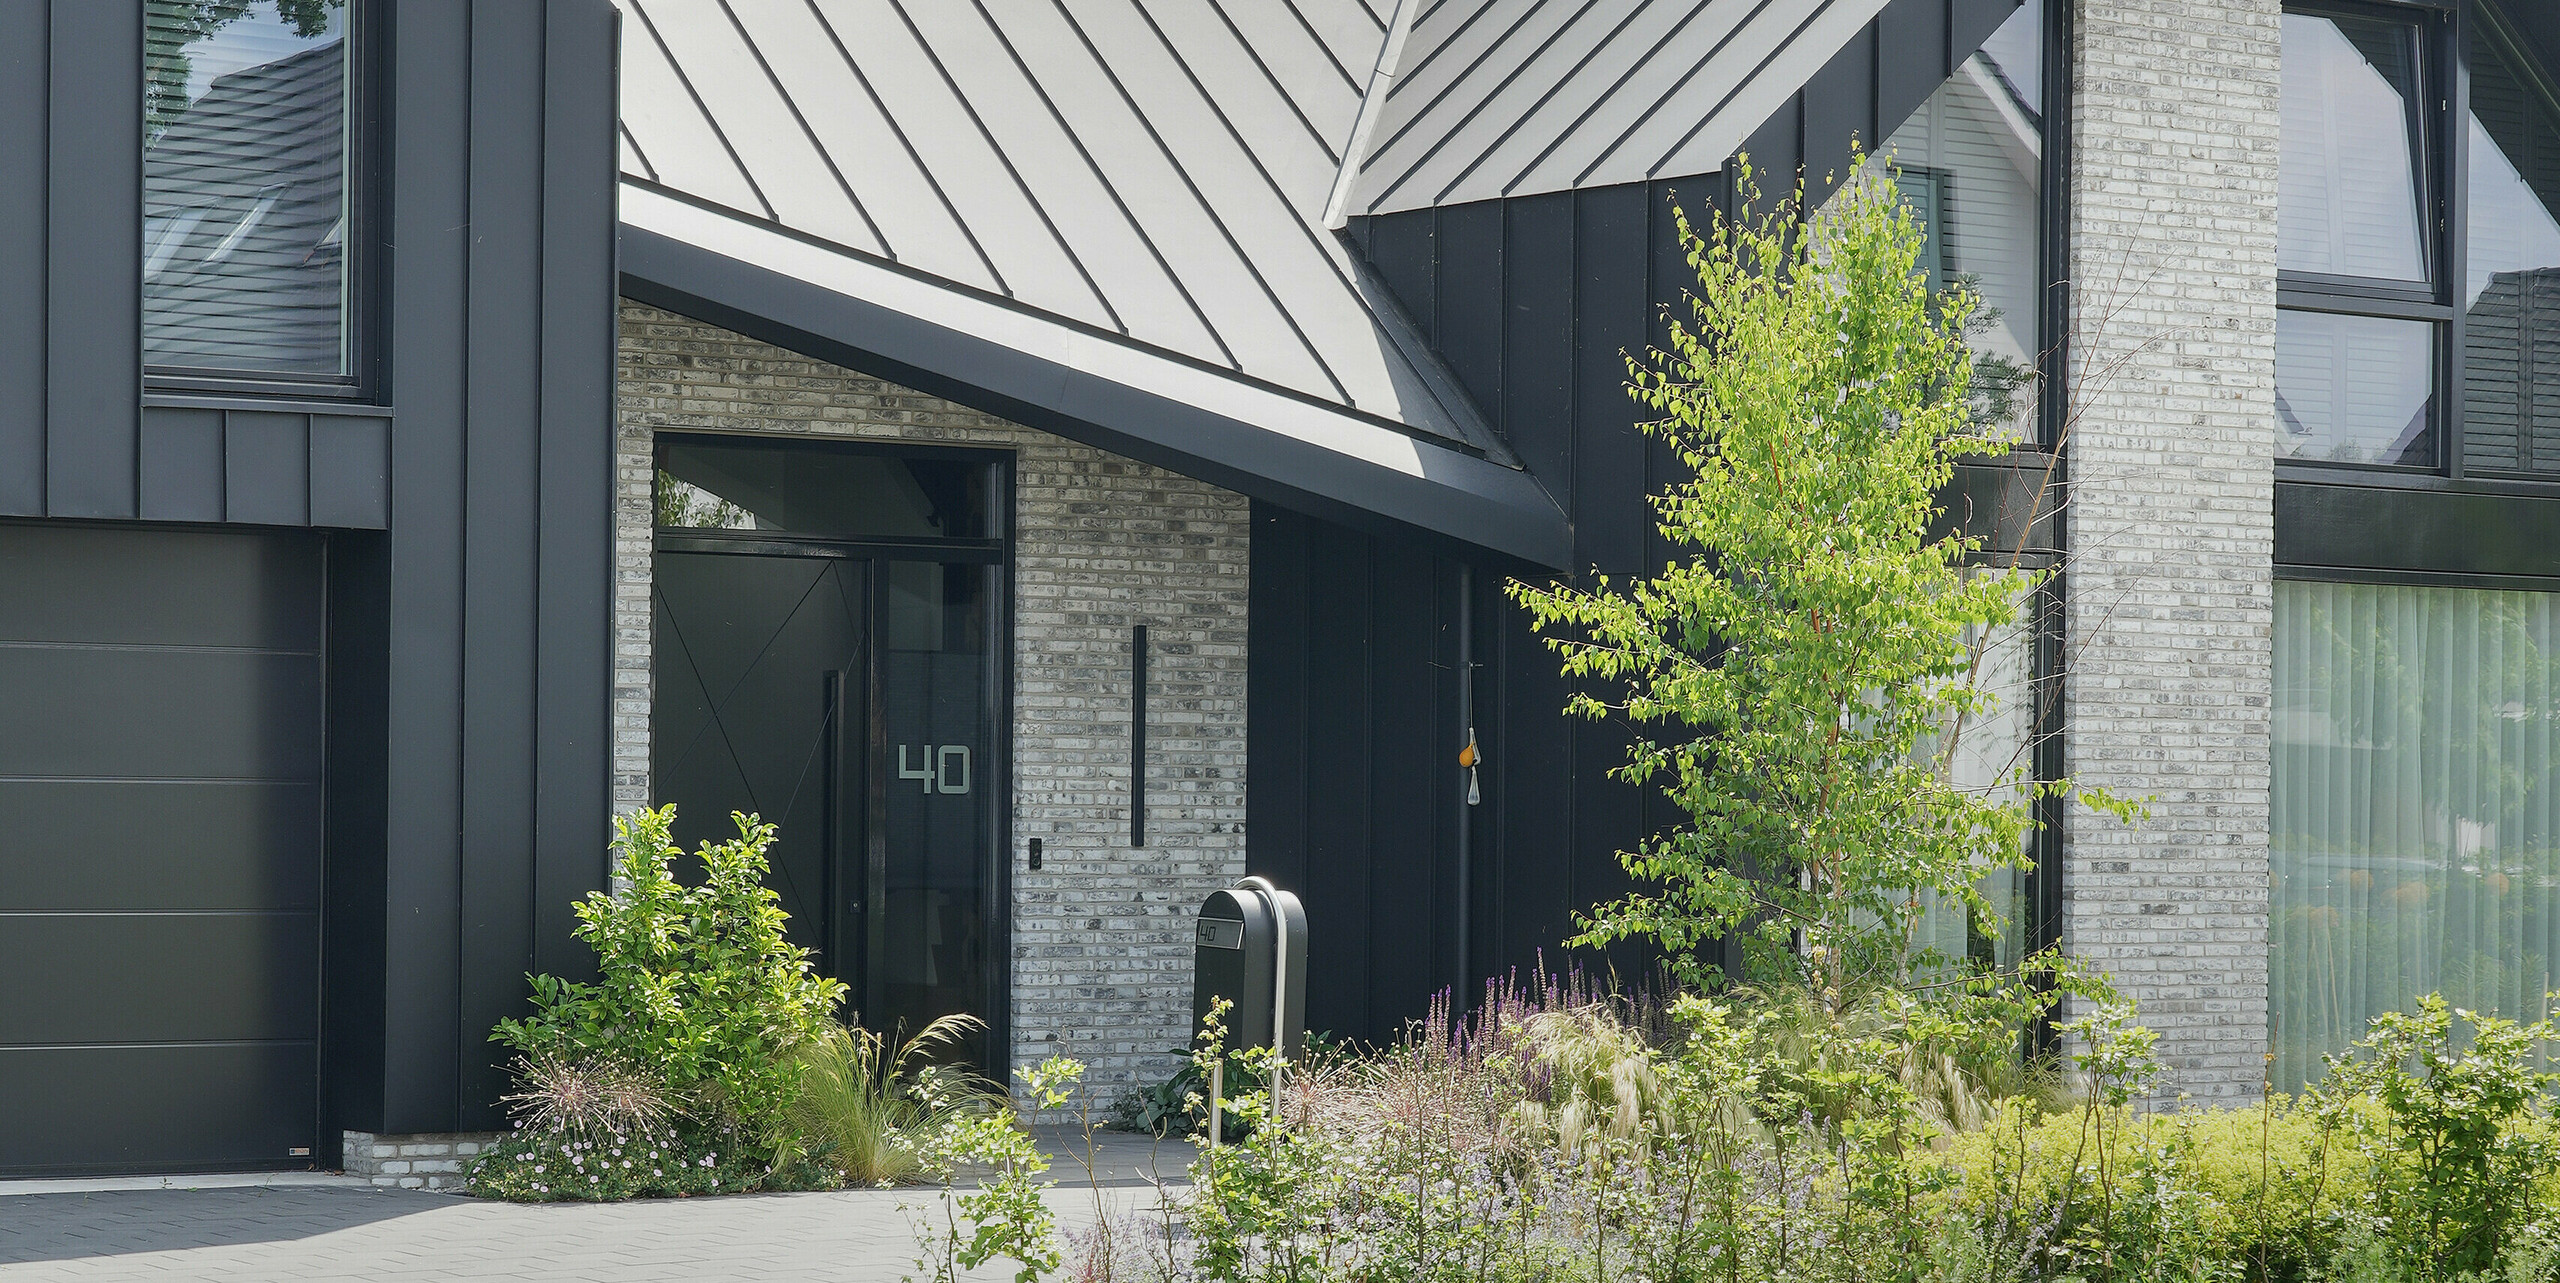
[1191,878,1307,1059]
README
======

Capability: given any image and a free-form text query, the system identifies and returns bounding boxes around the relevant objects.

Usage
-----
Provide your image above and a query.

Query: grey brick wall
[2062,0,2281,1101]
[340,1131,493,1190]
[615,302,1250,1109]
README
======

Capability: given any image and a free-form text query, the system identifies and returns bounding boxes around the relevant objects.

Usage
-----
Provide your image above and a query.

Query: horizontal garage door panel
[0,523,324,1174]
[0,1043,316,1175]
[0,525,320,649]
[0,648,322,780]
[0,781,321,910]
[0,912,319,1044]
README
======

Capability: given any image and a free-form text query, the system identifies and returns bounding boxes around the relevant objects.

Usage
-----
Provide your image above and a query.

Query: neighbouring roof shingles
[615,0,1494,451]
[1344,0,1899,219]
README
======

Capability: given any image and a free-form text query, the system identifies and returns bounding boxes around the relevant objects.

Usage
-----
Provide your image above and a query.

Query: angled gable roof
[613,0,1573,566]
[1337,0,1893,220]
[1333,0,2029,221]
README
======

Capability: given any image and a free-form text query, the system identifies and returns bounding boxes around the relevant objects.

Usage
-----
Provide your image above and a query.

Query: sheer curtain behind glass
[143,0,349,377]
[2271,582,2560,1090]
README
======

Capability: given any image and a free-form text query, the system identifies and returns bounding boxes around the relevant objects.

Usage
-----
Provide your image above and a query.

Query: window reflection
[1876,2,2044,438]
[2277,310,2437,465]
[2279,14,2430,284]
[143,0,350,377]
[656,439,997,541]
[2463,26,2560,474]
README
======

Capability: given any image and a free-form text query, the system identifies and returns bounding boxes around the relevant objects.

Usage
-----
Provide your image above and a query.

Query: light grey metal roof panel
[618,10,768,219]
[614,0,1509,458]
[721,1,1007,295]
[630,2,885,258]
[1344,0,1898,217]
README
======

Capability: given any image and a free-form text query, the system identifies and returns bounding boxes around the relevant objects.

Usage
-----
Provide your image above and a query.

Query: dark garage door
[0,525,324,1175]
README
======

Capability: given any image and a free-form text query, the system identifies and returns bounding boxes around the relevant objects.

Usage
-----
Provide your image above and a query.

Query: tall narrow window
[143,0,352,381]
[2463,14,2560,474]
[1876,0,2046,441]
[2276,10,2442,467]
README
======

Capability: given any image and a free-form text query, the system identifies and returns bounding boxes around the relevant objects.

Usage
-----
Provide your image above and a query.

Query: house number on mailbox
[897,744,972,795]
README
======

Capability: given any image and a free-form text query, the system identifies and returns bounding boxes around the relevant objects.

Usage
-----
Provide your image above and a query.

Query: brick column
[2063,0,2281,1102]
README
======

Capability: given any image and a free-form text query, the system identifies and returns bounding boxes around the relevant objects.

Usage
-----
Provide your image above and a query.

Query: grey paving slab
[0,1130,1199,1283]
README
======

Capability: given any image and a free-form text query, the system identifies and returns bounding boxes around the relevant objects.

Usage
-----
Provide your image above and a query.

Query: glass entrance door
[652,435,1007,1060]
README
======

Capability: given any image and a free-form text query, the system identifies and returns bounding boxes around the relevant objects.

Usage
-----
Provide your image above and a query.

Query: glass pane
[144,0,350,376]
[1876,1,2044,439]
[2280,13,2430,282]
[1913,585,2038,977]
[656,439,996,540]
[874,561,994,1044]
[2463,30,2560,473]
[2275,309,2436,465]
[2271,582,2560,1091]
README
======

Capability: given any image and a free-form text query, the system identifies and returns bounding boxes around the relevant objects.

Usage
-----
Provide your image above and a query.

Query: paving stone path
[0,1130,1195,1283]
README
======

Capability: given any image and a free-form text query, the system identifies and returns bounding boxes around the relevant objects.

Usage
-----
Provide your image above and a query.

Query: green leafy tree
[1511,160,2127,1001]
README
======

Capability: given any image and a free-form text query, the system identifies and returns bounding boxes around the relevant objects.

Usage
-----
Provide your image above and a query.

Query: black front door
[652,552,867,969]
[651,435,1005,1052]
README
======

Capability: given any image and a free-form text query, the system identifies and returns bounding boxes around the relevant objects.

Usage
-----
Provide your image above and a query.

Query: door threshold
[0,1171,376,1197]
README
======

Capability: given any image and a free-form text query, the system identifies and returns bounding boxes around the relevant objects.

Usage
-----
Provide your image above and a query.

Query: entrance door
[0,525,324,1175]
[652,553,866,968]
[652,436,1005,1054]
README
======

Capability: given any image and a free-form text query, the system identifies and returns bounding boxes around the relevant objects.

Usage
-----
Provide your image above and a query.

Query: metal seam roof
[1340,0,1902,219]
[614,0,1493,454]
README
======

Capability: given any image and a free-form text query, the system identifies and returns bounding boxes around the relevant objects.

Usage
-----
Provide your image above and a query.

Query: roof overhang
[619,184,1571,569]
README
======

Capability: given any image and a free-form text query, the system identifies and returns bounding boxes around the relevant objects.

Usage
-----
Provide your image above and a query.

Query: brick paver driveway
[0,1131,1193,1282]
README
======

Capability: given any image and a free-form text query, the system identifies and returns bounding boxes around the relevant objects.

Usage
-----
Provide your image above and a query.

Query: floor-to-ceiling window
[2272,0,2560,1085]
[1872,0,2057,971]
[2272,580,2560,1088]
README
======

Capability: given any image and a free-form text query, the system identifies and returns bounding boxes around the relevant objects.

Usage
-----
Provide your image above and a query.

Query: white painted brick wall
[2063,0,2281,1102]
[615,303,1249,1110]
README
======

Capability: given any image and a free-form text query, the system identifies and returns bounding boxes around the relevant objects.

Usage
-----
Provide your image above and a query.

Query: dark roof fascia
[619,188,1573,568]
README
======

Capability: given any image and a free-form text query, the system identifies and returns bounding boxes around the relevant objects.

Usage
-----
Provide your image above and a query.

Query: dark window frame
[2277,0,2456,475]
[142,0,381,404]
[2279,0,2560,488]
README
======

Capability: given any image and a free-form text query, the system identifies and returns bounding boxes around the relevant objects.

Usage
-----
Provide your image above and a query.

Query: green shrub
[491,805,846,1139]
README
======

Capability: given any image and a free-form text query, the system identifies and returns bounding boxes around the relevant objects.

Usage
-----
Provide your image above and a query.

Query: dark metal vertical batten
[1131,623,1148,847]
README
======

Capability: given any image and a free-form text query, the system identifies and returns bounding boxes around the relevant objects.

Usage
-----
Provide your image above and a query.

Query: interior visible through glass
[2279,13,2431,284]
[2276,309,2437,465]
[2271,581,2560,1090]
[2464,23,2560,474]
[1876,1,2044,440]
[143,0,350,377]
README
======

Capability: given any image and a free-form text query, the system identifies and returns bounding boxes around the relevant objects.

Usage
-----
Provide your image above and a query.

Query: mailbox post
[1192,876,1307,1144]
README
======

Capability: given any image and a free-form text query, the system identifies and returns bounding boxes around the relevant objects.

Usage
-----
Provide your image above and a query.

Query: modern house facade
[2,0,2556,1180]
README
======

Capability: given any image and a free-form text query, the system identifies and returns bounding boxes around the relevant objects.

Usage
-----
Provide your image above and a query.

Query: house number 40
[897,744,972,795]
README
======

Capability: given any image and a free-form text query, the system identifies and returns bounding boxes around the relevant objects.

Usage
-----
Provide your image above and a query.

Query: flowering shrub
[463,1116,829,1203]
